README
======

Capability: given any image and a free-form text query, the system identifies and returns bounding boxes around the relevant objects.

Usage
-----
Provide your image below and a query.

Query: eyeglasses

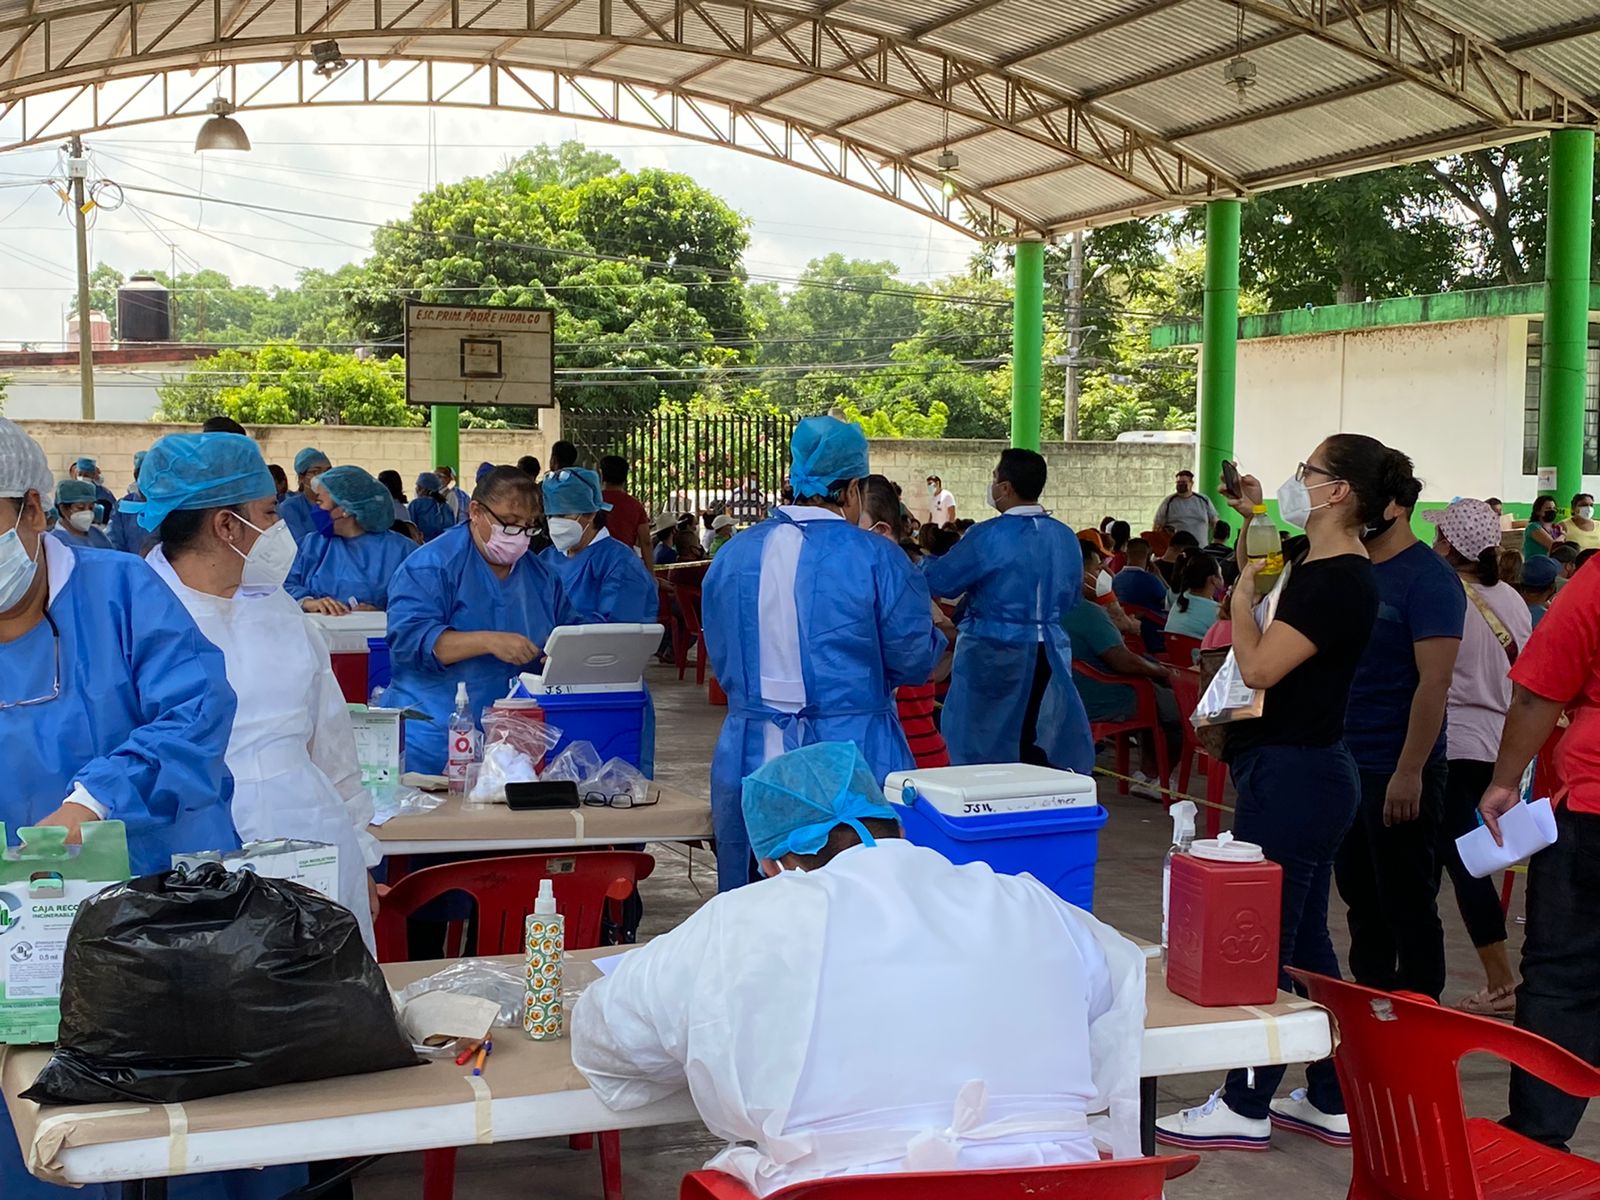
[1295,462,1340,483]
[582,789,658,809]
[477,502,539,538]
[0,611,61,711]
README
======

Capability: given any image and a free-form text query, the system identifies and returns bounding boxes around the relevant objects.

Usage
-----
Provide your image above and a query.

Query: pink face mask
[482,524,530,566]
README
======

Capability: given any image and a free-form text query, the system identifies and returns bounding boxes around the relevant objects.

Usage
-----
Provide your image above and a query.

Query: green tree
[489,142,621,192]
[155,343,420,427]
[835,396,949,438]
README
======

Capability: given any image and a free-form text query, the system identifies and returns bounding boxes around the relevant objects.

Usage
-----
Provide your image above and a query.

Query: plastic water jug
[1165,836,1282,1007]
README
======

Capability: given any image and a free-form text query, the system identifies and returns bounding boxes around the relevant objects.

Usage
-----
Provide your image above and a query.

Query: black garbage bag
[23,862,418,1105]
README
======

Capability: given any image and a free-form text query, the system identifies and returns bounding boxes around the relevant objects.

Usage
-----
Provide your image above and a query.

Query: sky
[0,105,979,350]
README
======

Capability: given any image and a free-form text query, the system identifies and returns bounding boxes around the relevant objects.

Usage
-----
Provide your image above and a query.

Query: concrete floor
[358,664,1600,1199]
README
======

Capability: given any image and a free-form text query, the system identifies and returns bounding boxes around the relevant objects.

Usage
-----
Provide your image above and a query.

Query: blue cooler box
[511,623,665,775]
[886,764,1106,910]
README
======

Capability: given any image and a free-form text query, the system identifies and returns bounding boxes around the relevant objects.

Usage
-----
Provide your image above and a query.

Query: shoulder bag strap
[1461,576,1518,665]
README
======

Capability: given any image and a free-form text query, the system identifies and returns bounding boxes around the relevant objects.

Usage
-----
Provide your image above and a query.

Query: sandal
[1456,985,1517,1019]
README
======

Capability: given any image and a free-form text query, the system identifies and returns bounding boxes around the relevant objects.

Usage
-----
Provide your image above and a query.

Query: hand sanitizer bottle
[1162,800,1198,965]
[524,879,565,1040]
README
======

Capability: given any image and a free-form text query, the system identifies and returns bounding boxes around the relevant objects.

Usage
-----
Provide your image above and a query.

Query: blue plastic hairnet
[55,479,97,506]
[741,742,899,862]
[294,447,331,475]
[120,433,275,531]
[132,450,147,476]
[415,471,443,495]
[542,468,612,516]
[789,415,869,499]
[315,464,396,532]
[0,419,54,502]
[75,457,98,474]
[475,461,496,483]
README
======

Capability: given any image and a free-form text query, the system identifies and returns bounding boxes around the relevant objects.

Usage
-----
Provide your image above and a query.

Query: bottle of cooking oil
[1244,505,1284,592]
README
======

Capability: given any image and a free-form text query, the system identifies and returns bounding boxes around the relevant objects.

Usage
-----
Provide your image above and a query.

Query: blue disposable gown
[384,525,579,774]
[278,490,318,544]
[285,529,415,610]
[106,486,153,554]
[703,510,945,891]
[923,511,1095,775]
[409,494,455,542]
[539,533,661,774]
[49,524,113,551]
[0,541,261,1200]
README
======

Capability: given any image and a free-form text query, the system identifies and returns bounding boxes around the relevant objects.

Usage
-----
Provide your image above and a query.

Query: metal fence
[561,407,797,520]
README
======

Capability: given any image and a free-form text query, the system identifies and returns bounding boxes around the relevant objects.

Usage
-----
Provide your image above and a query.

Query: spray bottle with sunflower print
[523,879,564,1040]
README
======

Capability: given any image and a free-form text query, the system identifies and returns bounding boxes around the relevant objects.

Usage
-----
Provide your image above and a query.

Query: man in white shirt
[927,475,957,527]
[572,742,1145,1197]
[1152,470,1217,546]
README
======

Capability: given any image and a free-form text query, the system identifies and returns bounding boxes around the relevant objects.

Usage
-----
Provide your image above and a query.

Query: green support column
[1011,235,1045,450]
[1539,128,1596,510]
[1199,199,1241,517]
[431,405,460,477]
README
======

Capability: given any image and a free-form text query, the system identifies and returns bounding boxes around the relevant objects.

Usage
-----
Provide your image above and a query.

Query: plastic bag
[23,862,418,1105]
[396,959,526,1029]
[542,739,603,786]
[469,709,564,803]
[369,783,447,826]
[584,756,653,808]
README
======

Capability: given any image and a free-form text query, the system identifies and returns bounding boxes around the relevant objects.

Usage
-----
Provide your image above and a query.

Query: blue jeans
[1221,742,1360,1119]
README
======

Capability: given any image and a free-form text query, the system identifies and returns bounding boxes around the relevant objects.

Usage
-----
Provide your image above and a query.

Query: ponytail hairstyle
[1472,548,1500,587]
[1173,548,1221,613]
[859,474,902,535]
[1321,434,1420,528]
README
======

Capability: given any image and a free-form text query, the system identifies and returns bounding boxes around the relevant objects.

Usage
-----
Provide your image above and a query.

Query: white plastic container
[305,610,387,653]
[883,763,1098,817]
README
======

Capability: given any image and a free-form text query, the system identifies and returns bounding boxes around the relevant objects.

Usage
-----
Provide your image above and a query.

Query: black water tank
[117,275,172,342]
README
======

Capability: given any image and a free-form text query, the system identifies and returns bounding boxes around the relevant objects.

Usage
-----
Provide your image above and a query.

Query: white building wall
[1233,317,1534,505]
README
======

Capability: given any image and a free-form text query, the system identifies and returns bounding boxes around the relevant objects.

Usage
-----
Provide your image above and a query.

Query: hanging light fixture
[937,148,960,198]
[1222,1,1258,102]
[194,98,251,152]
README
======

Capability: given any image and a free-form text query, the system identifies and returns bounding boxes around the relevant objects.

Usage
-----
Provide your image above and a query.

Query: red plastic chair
[1167,667,1228,838]
[1120,602,1167,656]
[1072,660,1169,797]
[1156,632,1202,668]
[681,1156,1199,1200]
[1288,968,1600,1200]
[672,563,711,684]
[377,851,655,1200]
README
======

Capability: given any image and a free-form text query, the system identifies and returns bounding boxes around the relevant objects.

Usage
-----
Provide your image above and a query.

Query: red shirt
[603,489,649,556]
[1510,560,1600,812]
[895,682,950,768]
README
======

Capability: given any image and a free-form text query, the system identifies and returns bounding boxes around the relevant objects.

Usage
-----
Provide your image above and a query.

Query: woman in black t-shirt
[1157,434,1409,1153]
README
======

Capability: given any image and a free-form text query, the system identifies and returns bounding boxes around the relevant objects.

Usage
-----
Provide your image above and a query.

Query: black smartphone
[506,781,580,811]
[1220,459,1242,499]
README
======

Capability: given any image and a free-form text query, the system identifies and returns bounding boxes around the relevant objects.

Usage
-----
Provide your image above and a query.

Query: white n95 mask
[66,510,94,533]
[0,526,40,613]
[549,517,584,553]
[232,517,297,590]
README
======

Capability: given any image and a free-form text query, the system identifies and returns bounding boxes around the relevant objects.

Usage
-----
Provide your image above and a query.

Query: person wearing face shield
[47,479,114,550]
[382,466,579,775]
[137,432,382,955]
[923,449,1096,776]
[0,419,242,1200]
[284,465,416,615]
[278,447,332,544]
[701,416,946,892]
[1157,435,1392,1154]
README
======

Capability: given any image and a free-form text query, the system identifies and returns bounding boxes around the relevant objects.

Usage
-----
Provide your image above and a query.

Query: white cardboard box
[173,840,340,903]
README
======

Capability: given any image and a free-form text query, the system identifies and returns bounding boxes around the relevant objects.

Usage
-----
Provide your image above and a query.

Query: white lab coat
[147,547,381,952]
[573,840,1145,1195]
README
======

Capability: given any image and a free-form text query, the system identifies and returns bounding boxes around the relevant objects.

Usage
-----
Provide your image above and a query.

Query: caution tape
[1090,765,1235,818]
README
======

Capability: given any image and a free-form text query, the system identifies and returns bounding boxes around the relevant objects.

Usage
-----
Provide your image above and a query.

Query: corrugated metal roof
[1,0,1595,235]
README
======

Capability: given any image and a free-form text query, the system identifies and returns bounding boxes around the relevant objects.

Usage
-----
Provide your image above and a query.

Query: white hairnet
[0,418,55,502]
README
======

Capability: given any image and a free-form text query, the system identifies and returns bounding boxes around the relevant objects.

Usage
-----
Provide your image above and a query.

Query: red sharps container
[1166,836,1283,1007]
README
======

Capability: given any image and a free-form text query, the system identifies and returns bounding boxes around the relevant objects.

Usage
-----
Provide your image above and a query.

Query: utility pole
[1062,229,1083,441]
[68,134,96,421]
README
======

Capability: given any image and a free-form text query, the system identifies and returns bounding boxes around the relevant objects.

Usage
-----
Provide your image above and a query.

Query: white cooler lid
[307,611,387,652]
[884,763,1098,816]
[520,623,665,693]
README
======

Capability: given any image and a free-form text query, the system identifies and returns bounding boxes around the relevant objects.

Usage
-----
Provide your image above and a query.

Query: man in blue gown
[0,419,244,1200]
[278,446,330,544]
[385,466,578,774]
[924,448,1095,775]
[409,471,456,542]
[702,416,945,891]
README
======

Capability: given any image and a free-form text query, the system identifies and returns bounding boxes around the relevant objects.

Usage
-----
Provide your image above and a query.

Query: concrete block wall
[867,438,1191,530]
[14,419,553,497]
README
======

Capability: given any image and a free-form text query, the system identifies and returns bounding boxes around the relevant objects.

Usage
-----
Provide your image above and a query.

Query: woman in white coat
[128,432,380,950]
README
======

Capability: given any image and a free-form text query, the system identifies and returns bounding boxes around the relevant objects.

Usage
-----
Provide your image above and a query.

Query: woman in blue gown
[47,479,113,551]
[0,420,277,1200]
[384,467,578,774]
[408,471,456,543]
[285,464,416,614]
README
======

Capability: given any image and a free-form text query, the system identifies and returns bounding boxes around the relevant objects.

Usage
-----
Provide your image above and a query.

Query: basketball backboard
[405,302,554,408]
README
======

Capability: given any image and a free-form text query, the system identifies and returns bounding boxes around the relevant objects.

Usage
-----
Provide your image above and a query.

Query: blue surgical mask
[310,506,335,538]
[0,525,41,613]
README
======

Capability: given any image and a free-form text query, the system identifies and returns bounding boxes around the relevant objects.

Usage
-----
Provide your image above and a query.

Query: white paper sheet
[1456,798,1558,879]
[591,953,629,977]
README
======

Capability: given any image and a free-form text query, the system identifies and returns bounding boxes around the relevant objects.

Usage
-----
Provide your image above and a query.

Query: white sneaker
[1130,770,1163,801]
[1269,1088,1352,1147]
[1154,1090,1271,1152]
